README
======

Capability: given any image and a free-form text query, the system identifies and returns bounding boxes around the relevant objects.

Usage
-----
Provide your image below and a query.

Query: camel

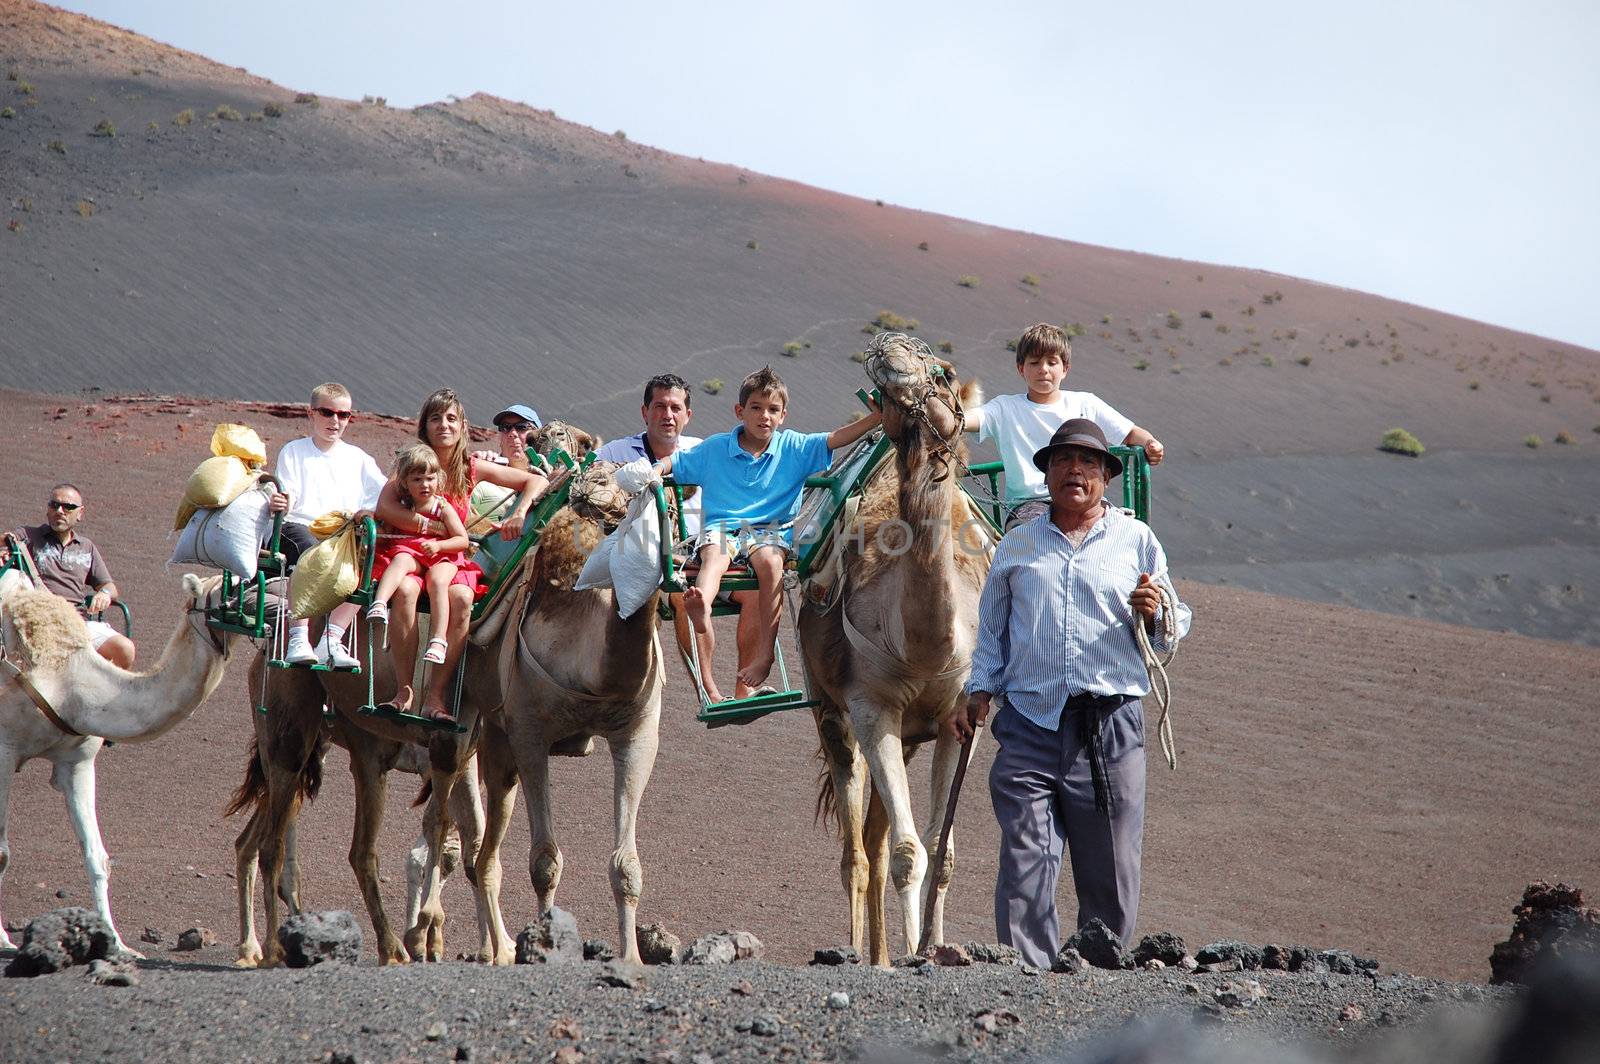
[470,460,664,966]
[0,570,241,956]
[230,427,596,968]
[797,332,991,966]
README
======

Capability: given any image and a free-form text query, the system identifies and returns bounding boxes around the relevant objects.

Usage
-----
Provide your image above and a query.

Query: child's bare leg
[385,579,422,712]
[685,543,731,702]
[373,554,419,607]
[730,591,761,699]
[421,582,472,722]
[734,547,785,691]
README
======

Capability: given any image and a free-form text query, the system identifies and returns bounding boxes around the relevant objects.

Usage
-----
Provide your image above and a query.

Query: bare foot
[683,585,712,634]
[700,677,726,704]
[381,684,414,714]
[420,699,454,724]
[735,653,775,692]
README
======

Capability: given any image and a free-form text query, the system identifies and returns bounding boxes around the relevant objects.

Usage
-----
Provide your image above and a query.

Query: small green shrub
[1101,314,1112,324]
[1468,380,1480,390]
[849,351,866,364]
[90,118,115,137]
[1199,309,1213,319]
[746,239,759,250]
[1020,274,1039,287]
[1215,323,1230,334]
[362,95,387,107]
[294,92,319,106]
[173,108,194,126]
[956,275,980,288]
[146,121,157,131]
[47,139,64,154]
[1133,359,1149,371]
[1165,311,1183,329]
[916,241,929,251]
[1524,434,1542,449]
[936,341,954,354]
[263,102,284,118]
[871,310,919,332]
[1295,355,1312,366]
[1004,339,1018,352]
[247,112,264,122]
[75,199,94,218]
[1217,356,1233,366]
[1554,430,1575,445]
[0,106,13,119]
[1260,355,1276,367]
[17,81,35,96]
[1344,338,1360,348]
[702,378,723,396]
[1169,365,1183,374]
[874,199,884,207]
[1063,322,1086,339]
[614,129,626,140]
[781,341,804,357]
[1540,393,1552,403]
[212,105,242,121]
[1380,428,1424,457]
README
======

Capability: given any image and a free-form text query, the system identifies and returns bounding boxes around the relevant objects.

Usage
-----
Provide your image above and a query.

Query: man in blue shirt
[654,367,880,701]
[952,419,1191,968]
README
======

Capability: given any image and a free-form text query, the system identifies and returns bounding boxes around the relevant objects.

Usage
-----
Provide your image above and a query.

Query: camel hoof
[113,945,146,962]
[234,955,261,969]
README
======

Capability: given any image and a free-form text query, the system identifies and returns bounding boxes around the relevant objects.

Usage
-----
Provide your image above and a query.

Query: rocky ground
[0,944,1539,1064]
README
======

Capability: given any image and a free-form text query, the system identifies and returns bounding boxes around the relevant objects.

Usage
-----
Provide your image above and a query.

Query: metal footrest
[358,701,467,734]
[696,689,817,728]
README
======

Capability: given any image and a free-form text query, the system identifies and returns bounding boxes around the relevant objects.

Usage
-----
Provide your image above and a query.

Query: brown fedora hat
[1032,418,1123,478]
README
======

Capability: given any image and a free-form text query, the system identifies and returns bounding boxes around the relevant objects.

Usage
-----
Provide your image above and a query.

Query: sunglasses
[48,500,82,512]
[497,421,536,434]
[314,407,354,421]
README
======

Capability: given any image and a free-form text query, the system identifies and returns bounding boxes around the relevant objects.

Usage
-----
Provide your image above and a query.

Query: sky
[63,0,1600,351]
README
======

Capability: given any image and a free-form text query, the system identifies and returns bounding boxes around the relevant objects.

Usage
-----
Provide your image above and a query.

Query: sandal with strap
[367,601,390,625]
[423,637,449,666]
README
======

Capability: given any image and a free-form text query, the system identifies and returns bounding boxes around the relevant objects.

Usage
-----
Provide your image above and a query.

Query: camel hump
[1,585,92,673]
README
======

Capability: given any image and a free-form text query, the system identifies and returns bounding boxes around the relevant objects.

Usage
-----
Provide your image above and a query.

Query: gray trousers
[989,698,1146,969]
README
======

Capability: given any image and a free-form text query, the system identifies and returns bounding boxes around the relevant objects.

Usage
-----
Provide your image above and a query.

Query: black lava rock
[965,942,1022,965]
[5,907,117,977]
[681,930,762,965]
[1132,931,1187,967]
[514,907,582,964]
[583,938,614,962]
[1490,881,1600,986]
[278,911,362,967]
[1195,940,1264,970]
[1318,948,1379,975]
[1066,919,1132,970]
[810,947,860,966]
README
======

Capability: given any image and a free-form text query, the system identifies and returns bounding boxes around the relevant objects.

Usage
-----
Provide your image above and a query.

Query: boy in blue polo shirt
[652,366,880,701]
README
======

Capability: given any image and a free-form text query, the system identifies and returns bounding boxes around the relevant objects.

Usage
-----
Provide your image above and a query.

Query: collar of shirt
[727,426,774,462]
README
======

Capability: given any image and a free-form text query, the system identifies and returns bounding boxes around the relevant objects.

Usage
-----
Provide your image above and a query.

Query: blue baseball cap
[492,403,542,429]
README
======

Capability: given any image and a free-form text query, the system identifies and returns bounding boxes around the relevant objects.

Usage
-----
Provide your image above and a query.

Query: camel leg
[347,750,408,965]
[864,782,892,965]
[404,778,452,963]
[472,729,520,965]
[817,708,871,954]
[279,816,303,913]
[920,731,963,948]
[51,745,138,958]
[608,723,660,966]
[515,737,563,915]
[256,763,311,968]
[233,805,267,967]
[438,755,483,961]
[852,707,925,961]
[0,764,16,951]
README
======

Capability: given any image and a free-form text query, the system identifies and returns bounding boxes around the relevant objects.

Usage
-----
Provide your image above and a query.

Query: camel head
[566,460,632,527]
[180,572,239,659]
[863,331,976,469]
[530,420,600,463]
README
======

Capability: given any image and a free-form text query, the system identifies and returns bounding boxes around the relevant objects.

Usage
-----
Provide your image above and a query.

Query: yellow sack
[309,510,352,540]
[287,519,363,619]
[210,423,268,466]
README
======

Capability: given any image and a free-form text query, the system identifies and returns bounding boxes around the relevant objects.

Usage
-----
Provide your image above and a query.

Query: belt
[1064,691,1135,815]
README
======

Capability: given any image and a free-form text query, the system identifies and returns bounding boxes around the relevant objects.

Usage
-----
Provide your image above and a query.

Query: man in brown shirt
[7,484,136,668]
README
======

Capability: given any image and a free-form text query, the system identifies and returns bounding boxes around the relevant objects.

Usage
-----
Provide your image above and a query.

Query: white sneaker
[314,633,361,670]
[283,629,317,665]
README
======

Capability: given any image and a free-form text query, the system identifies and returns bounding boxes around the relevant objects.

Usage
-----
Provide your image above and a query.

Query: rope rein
[1133,580,1181,770]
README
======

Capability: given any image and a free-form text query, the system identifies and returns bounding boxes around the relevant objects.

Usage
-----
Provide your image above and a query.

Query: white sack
[171,483,273,579]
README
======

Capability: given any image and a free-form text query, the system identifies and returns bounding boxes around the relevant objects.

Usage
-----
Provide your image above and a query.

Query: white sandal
[423,637,449,666]
[367,601,390,625]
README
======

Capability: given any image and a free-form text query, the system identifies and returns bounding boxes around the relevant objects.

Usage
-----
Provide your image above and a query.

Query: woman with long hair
[373,388,549,721]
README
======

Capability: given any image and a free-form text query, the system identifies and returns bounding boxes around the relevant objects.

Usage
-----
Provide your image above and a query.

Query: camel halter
[1134,580,1181,770]
[863,333,967,480]
[1,656,82,737]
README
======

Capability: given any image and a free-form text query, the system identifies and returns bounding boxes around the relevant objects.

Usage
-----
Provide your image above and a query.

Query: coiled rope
[1134,580,1181,770]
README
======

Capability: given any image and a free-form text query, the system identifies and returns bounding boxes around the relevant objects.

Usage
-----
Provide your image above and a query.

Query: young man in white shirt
[267,382,389,666]
[965,323,1164,528]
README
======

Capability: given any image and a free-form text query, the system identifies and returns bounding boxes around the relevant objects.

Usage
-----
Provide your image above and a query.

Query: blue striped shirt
[967,506,1192,732]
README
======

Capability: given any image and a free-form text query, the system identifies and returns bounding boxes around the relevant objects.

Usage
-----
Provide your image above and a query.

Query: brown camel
[797,332,991,965]
[471,460,664,965]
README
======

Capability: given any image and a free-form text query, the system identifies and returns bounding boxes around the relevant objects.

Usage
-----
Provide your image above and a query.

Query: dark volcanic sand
[1,388,1596,989]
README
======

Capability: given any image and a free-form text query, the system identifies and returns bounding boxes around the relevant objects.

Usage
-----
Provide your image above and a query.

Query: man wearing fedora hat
[953,418,1191,967]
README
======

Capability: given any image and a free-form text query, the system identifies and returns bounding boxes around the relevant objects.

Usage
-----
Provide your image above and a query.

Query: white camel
[0,570,239,955]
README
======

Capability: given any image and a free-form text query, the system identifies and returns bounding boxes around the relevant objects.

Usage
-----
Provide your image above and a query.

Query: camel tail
[413,777,433,809]
[223,738,267,818]
[222,733,326,818]
[813,745,840,836]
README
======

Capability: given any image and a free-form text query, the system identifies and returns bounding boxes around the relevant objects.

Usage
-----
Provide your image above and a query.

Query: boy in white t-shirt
[267,382,389,666]
[966,322,1165,528]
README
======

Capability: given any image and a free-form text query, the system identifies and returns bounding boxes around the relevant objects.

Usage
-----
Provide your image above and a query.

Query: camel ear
[959,377,983,409]
[576,430,599,457]
[182,572,203,603]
